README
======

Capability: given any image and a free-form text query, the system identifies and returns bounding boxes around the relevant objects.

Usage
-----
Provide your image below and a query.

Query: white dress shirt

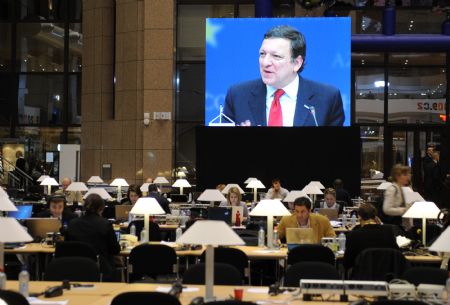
[265,74,299,127]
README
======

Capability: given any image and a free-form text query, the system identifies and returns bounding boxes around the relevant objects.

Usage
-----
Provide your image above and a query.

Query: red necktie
[268,89,285,126]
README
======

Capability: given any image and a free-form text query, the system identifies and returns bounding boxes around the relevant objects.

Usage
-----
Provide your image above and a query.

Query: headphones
[47,194,67,206]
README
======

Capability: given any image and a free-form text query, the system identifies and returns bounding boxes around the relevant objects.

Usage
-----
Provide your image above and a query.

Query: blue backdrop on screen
[205,17,351,126]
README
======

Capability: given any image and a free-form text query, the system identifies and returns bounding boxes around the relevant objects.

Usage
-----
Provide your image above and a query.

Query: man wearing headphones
[36,193,78,227]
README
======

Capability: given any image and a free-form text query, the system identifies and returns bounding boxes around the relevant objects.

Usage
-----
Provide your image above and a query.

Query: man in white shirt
[265,178,289,200]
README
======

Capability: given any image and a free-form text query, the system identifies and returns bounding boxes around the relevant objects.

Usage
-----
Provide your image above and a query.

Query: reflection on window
[18,75,64,125]
[176,63,204,121]
[69,23,82,72]
[336,10,382,34]
[175,123,197,180]
[17,23,65,72]
[361,126,384,178]
[389,53,445,66]
[19,0,65,20]
[0,74,14,125]
[68,0,82,21]
[397,10,442,34]
[352,52,384,66]
[68,127,81,144]
[0,24,11,71]
[355,68,384,123]
[68,74,81,124]
[388,67,446,124]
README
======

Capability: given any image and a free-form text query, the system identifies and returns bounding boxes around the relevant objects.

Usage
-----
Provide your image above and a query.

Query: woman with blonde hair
[383,164,412,227]
[219,186,249,219]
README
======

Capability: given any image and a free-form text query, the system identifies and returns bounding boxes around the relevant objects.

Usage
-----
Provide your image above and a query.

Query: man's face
[427,147,433,156]
[293,205,310,225]
[324,194,336,207]
[62,179,71,191]
[273,181,281,191]
[50,201,64,218]
[259,38,303,89]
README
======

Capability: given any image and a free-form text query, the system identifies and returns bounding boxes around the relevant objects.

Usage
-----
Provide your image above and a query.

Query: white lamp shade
[177,220,245,246]
[130,197,166,215]
[172,179,191,188]
[402,187,413,193]
[0,197,17,212]
[0,218,33,243]
[110,178,129,187]
[429,226,450,252]
[177,171,187,178]
[403,191,425,204]
[154,177,169,184]
[40,177,59,186]
[246,179,265,189]
[308,181,325,189]
[249,199,291,217]
[87,176,104,183]
[37,175,49,182]
[197,189,227,202]
[83,188,112,200]
[302,184,323,195]
[283,190,311,202]
[66,182,88,192]
[140,183,151,192]
[0,187,9,198]
[244,177,256,184]
[402,201,440,219]
[376,182,392,190]
[221,184,245,194]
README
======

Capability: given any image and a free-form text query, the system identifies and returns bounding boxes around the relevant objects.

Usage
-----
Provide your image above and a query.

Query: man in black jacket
[148,184,170,214]
[36,194,78,227]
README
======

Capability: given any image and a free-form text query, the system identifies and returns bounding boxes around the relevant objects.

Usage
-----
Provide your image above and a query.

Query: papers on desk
[330,220,342,228]
[396,235,412,248]
[253,249,281,254]
[247,287,269,293]
[27,297,68,305]
[160,241,178,247]
[155,286,200,293]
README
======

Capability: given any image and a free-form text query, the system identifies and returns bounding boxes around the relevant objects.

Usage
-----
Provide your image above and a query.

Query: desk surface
[4,281,346,305]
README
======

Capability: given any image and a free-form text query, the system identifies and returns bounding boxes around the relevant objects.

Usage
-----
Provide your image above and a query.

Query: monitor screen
[205,17,351,127]
[8,204,33,219]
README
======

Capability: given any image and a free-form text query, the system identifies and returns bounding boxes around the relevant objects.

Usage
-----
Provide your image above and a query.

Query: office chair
[182,263,242,285]
[54,241,99,263]
[284,262,340,287]
[110,292,181,305]
[43,257,101,282]
[287,244,336,266]
[0,290,29,305]
[127,244,178,282]
[402,266,448,286]
[199,247,251,284]
[126,220,161,241]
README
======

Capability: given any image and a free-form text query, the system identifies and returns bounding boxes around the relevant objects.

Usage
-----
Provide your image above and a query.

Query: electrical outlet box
[153,112,171,120]
[417,284,444,300]
[389,283,416,300]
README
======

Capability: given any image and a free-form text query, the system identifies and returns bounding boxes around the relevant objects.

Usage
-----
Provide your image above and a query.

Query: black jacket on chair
[65,213,120,279]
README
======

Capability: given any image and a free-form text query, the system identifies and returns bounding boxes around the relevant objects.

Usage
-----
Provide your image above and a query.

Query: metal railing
[0,154,34,191]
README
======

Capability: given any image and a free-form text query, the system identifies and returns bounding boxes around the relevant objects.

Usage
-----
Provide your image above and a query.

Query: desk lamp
[153,177,170,192]
[66,182,89,192]
[172,179,191,195]
[402,201,440,246]
[0,188,17,213]
[177,220,244,301]
[140,183,151,196]
[110,178,129,202]
[302,184,323,205]
[246,179,265,203]
[376,182,392,190]
[0,218,33,271]
[307,181,325,189]
[249,199,291,249]
[37,175,49,182]
[87,176,104,185]
[197,189,227,207]
[429,226,450,269]
[83,188,112,200]
[244,177,256,184]
[283,191,310,203]
[40,177,59,195]
[130,198,165,242]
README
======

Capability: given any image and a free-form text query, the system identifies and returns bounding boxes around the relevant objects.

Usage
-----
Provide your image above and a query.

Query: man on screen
[223,25,345,127]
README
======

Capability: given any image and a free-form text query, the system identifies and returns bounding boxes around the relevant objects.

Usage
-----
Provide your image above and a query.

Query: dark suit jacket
[148,191,171,214]
[223,76,345,126]
[343,224,398,270]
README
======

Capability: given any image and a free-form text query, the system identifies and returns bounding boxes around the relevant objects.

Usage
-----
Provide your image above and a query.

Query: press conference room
[0,0,450,305]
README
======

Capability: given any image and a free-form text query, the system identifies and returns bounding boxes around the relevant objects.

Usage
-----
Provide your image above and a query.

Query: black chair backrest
[205,301,257,305]
[182,263,242,285]
[402,266,448,286]
[284,262,340,287]
[351,248,410,281]
[199,247,248,278]
[371,301,429,305]
[102,205,116,219]
[127,220,161,241]
[44,257,100,282]
[235,230,259,246]
[55,241,98,261]
[0,290,29,305]
[110,292,181,305]
[287,244,335,266]
[128,244,177,281]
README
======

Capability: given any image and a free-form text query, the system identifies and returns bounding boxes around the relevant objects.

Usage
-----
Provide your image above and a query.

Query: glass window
[0,74,14,125]
[352,52,384,66]
[19,0,66,21]
[68,74,81,124]
[239,4,254,17]
[17,23,65,72]
[336,9,383,34]
[67,126,81,143]
[388,53,445,66]
[175,122,198,178]
[388,67,446,124]
[360,126,384,178]
[0,0,13,20]
[176,63,204,122]
[396,10,442,34]
[68,0,81,21]
[177,5,234,61]
[0,24,11,71]
[0,126,10,137]
[18,74,64,125]
[69,23,82,72]
[355,68,385,123]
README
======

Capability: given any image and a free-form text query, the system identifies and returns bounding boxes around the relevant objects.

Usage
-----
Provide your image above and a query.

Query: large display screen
[205,17,351,127]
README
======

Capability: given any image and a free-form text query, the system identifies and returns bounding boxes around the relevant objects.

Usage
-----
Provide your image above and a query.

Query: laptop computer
[286,228,314,251]
[25,218,61,241]
[207,207,232,224]
[115,205,132,221]
[317,208,339,220]
[8,205,33,219]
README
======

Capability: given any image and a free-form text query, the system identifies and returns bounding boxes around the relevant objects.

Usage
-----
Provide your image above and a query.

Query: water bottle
[258,227,265,247]
[338,233,346,252]
[273,228,279,249]
[175,225,183,241]
[342,214,347,227]
[0,271,6,290]
[351,214,357,226]
[19,266,30,297]
[130,223,136,236]
[140,228,147,243]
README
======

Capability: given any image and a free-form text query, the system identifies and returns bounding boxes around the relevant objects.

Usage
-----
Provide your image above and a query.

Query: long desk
[4,281,347,305]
